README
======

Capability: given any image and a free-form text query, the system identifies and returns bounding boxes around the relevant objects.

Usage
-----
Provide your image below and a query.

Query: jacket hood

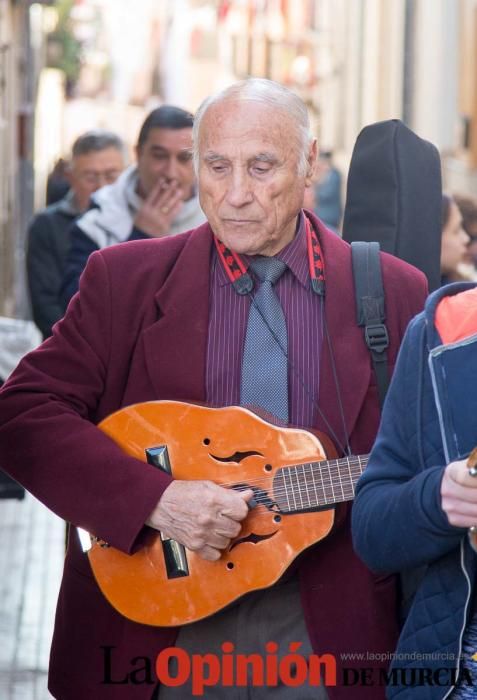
[424,281,477,351]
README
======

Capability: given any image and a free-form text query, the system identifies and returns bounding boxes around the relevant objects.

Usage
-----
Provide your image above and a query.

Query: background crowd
[23,123,477,345]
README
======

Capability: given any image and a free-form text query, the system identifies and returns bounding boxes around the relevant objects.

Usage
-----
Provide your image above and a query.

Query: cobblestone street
[0,493,65,700]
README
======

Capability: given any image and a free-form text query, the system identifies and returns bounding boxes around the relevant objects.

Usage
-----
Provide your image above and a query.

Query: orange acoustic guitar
[84,401,368,627]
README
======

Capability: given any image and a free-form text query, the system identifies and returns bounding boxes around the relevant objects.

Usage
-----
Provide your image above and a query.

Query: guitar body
[88,401,337,627]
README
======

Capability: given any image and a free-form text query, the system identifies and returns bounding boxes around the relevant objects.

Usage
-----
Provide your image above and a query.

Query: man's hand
[146,481,254,561]
[134,178,184,237]
[441,458,477,527]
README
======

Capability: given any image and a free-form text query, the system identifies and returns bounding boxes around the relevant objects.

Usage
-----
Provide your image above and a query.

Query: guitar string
[170,463,366,493]
[223,484,358,513]
[207,469,366,494]
[215,486,360,508]
[162,454,369,495]
[195,457,368,491]
[203,482,360,513]
[188,466,365,510]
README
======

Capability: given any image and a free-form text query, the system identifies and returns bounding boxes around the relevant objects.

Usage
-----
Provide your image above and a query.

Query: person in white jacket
[61,105,205,307]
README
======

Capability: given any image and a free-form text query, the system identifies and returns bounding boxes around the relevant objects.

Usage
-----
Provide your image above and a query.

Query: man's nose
[225,172,254,207]
[96,173,112,187]
[163,156,180,182]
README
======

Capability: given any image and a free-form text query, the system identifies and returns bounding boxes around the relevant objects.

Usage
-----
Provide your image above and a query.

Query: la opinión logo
[102,644,474,695]
[102,642,336,696]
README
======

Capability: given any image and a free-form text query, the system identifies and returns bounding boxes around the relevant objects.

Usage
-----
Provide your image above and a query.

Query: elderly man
[61,105,205,306]
[0,79,426,699]
[27,130,125,337]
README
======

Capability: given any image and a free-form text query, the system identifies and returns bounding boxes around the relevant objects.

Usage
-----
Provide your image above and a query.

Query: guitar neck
[273,454,369,514]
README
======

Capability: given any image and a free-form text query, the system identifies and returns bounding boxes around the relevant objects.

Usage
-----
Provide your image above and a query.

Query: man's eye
[211,165,227,173]
[252,166,271,174]
[178,152,193,163]
[105,171,121,182]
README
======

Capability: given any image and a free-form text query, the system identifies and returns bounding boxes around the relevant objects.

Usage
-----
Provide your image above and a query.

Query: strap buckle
[364,323,389,354]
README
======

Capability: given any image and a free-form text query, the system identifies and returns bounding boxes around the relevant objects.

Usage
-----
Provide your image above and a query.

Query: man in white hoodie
[61,105,205,307]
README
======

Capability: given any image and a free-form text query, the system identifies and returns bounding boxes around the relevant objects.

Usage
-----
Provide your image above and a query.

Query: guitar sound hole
[210,450,263,464]
[226,562,234,570]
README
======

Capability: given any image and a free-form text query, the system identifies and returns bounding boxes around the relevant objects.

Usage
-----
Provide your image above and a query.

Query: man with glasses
[61,105,205,307]
[27,130,126,338]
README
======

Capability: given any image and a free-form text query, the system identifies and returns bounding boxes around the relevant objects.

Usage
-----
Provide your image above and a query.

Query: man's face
[197,100,316,257]
[463,223,477,266]
[467,236,477,266]
[69,147,125,211]
[136,127,195,200]
[440,200,470,275]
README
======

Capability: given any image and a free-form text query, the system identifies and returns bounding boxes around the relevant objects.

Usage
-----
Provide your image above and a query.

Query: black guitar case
[342,119,442,292]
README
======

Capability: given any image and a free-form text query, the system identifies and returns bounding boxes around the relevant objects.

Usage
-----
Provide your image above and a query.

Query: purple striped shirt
[206,212,323,429]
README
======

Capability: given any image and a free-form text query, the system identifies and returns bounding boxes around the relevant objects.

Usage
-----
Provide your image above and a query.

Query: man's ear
[305,139,318,186]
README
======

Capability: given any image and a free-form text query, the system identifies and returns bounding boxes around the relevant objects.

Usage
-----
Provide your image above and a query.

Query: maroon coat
[0,213,427,699]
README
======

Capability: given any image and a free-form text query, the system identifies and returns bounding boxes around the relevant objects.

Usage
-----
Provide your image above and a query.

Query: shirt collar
[215,211,309,289]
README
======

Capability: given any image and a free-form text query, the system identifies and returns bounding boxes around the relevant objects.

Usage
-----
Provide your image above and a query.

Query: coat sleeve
[352,315,465,573]
[26,213,65,338]
[0,250,172,553]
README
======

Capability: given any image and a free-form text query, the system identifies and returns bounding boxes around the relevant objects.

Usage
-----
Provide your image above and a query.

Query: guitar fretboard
[273,455,369,513]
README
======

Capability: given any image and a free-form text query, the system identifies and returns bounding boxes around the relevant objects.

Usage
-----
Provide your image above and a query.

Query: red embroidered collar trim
[213,213,325,296]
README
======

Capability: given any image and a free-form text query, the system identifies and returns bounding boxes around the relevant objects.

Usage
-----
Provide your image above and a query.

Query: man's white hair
[192,78,314,176]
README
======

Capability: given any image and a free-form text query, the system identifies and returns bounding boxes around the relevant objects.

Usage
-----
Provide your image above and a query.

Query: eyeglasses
[77,170,122,186]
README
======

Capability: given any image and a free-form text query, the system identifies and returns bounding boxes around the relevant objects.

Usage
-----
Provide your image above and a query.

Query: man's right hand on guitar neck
[146,481,254,561]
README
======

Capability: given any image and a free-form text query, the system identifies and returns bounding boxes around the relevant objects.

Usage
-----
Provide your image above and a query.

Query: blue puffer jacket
[352,281,477,700]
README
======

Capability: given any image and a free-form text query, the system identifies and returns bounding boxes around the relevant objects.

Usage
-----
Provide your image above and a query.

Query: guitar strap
[213,213,325,297]
[351,241,390,408]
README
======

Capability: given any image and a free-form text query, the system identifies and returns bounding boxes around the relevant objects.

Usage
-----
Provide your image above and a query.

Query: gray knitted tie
[240,257,288,422]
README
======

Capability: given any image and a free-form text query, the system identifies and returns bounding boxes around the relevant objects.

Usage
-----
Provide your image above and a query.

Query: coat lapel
[310,215,372,452]
[142,224,213,402]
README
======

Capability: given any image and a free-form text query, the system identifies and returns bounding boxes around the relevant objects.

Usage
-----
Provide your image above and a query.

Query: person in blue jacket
[353,281,477,700]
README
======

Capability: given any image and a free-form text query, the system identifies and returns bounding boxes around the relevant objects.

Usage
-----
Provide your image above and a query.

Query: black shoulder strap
[351,241,389,408]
